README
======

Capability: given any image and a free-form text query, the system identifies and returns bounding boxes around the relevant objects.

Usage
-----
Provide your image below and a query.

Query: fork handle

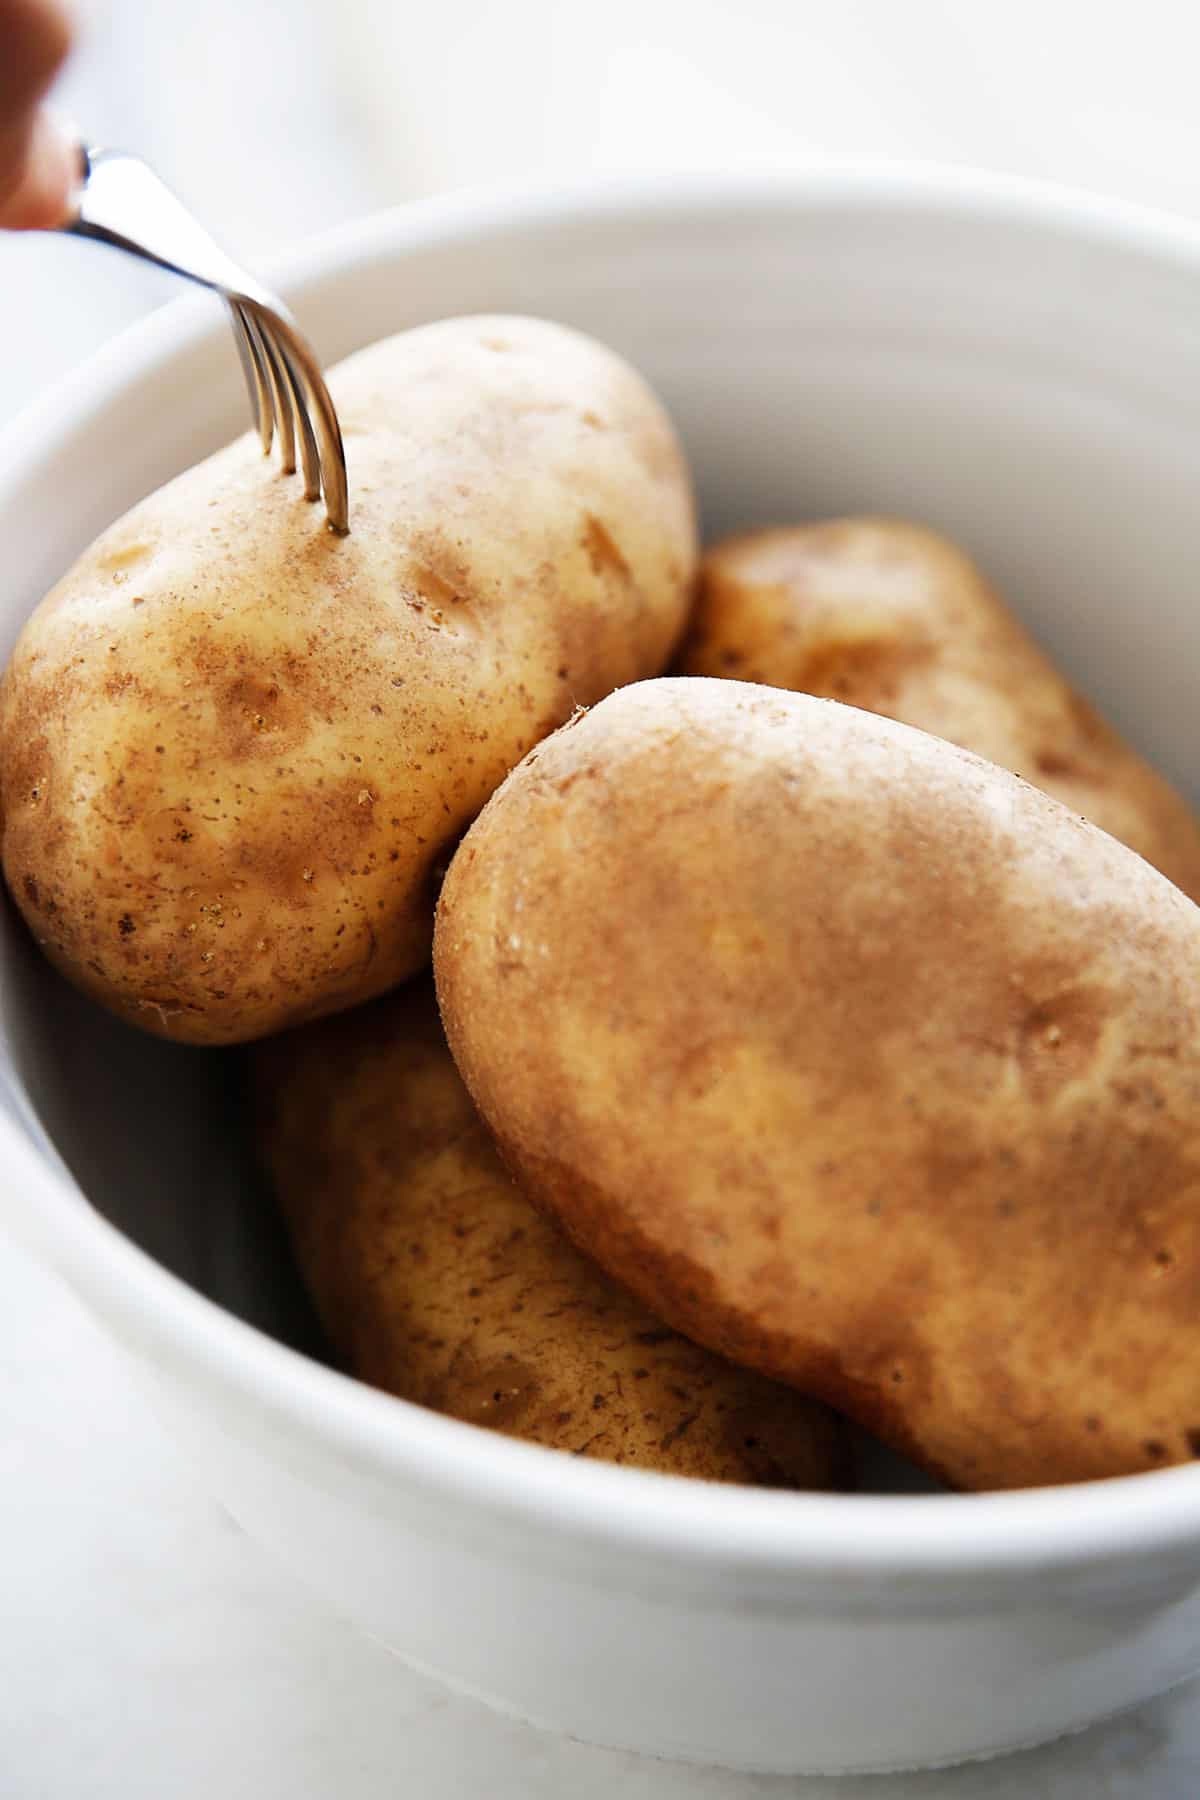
[59,142,349,535]
[64,145,274,310]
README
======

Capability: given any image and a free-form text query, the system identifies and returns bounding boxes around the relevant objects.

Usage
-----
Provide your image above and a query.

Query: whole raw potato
[679,519,1200,900]
[0,316,696,1043]
[435,676,1200,1491]
[250,977,847,1488]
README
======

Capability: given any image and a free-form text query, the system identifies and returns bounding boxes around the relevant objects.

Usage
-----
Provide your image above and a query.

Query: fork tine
[231,303,273,455]
[266,312,349,534]
[277,320,349,535]
[307,372,349,536]
[228,305,260,436]
[274,333,322,504]
[247,309,296,476]
[244,310,282,461]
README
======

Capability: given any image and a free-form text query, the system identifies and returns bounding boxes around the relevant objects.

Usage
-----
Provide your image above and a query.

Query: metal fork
[62,145,349,535]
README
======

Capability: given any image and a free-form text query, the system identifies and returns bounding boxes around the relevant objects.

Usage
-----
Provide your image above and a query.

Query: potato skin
[436,676,1200,1491]
[249,977,847,1488]
[0,316,696,1044]
[680,519,1200,901]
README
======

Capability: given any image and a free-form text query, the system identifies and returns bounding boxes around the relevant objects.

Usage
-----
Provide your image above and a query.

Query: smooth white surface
[8,5,1200,1792]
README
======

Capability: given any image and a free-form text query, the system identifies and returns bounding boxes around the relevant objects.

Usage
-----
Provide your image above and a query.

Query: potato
[679,519,1200,900]
[249,976,848,1488]
[435,676,1200,1491]
[0,315,696,1044]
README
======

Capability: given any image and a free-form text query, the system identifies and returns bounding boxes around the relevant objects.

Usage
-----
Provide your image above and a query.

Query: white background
[4,2,1200,1791]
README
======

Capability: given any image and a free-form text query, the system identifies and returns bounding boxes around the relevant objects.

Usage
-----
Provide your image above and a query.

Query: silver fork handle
[64,146,349,535]
[66,146,277,311]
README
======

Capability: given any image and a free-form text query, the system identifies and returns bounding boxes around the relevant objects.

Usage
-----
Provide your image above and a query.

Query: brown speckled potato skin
[435,677,1200,1492]
[679,519,1200,901]
[249,977,847,1488]
[0,316,696,1044]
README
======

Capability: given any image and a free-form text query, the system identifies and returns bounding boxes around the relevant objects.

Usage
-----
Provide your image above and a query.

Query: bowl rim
[7,159,1200,1586]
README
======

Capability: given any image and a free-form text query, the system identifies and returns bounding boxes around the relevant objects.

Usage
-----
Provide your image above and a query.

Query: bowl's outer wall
[4,174,1200,1772]
[143,1345,1200,1775]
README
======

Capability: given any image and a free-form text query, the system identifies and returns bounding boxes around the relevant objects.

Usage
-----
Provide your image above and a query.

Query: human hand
[0,0,73,229]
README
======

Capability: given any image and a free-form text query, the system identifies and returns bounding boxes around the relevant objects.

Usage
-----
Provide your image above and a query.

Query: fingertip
[0,111,78,230]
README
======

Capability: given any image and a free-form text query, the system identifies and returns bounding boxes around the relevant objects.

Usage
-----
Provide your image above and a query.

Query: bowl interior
[4,174,1200,1500]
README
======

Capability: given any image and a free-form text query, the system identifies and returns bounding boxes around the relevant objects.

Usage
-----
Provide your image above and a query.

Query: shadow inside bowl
[0,887,324,1357]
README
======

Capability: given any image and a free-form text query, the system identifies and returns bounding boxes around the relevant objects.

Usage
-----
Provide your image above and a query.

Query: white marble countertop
[6,3,1200,1791]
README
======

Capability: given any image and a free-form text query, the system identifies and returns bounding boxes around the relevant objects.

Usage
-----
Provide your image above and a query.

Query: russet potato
[435,676,1200,1491]
[250,976,848,1488]
[679,519,1200,900]
[0,316,696,1044]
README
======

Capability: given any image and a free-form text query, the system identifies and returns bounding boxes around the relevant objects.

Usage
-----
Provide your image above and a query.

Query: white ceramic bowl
[4,168,1200,1778]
